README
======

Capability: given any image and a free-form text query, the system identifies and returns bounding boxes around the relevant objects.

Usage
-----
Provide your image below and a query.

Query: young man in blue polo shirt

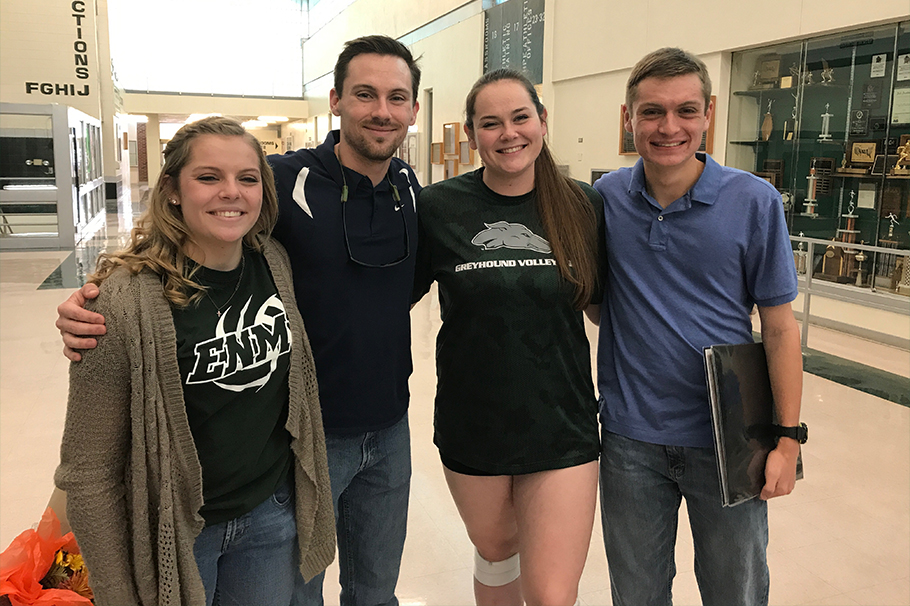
[56,35,421,606]
[593,47,804,606]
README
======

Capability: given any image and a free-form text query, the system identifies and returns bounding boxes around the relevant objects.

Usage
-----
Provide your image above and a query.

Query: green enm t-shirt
[172,249,292,525]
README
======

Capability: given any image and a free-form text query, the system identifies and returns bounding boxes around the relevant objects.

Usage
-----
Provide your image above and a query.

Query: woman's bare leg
[444,468,523,606]
[513,461,598,605]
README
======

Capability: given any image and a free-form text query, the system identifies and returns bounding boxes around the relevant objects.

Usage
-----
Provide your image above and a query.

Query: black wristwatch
[774,422,808,444]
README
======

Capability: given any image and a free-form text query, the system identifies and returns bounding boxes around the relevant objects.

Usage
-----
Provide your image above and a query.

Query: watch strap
[774,422,808,444]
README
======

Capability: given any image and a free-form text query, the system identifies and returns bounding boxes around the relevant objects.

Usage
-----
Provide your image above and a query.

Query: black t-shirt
[172,249,292,525]
[413,169,605,475]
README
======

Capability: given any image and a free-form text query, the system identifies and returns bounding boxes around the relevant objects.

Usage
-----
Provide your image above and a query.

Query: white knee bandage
[473,549,520,587]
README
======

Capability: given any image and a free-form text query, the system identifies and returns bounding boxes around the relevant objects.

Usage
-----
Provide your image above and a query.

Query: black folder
[704,342,803,507]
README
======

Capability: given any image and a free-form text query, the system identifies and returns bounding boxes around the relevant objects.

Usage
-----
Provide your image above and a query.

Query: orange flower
[61,570,94,601]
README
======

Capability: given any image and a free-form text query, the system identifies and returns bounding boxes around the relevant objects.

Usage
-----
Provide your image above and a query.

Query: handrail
[789,235,908,347]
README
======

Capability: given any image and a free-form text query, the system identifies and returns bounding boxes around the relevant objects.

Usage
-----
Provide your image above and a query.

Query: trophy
[822,239,841,278]
[836,193,860,280]
[878,213,901,283]
[820,59,835,85]
[794,232,808,274]
[854,242,867,286]
[886,213,900,239]
[804,70,814,86]
[802,159,819,217]
[783,92,798,140]
[894,141,910,176]
[818,103,833,141]
[760,99,774,141]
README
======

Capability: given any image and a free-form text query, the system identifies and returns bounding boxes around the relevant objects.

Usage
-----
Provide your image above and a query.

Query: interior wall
[549,0,910,83]
[302,0,467,86]
[0,0,103,120]
[409,14,485,185]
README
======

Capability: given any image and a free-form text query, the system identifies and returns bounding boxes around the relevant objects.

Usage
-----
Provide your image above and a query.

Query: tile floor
[1,191,908,605]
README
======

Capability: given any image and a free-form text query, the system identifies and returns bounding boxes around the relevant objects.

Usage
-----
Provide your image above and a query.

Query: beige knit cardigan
[55,238,335,605]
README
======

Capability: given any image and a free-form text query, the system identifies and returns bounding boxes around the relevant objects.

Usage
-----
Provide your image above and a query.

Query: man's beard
[344,120,406,163]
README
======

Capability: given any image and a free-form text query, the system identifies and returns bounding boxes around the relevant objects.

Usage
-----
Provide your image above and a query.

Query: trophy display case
[0,103,104,250]
[726,22,910,297]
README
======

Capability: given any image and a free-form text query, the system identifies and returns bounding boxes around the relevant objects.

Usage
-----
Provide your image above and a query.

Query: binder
[704,342,803,507]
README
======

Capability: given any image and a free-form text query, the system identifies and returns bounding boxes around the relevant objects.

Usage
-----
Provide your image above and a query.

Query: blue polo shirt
[594,153,797,448]
[269,131,420,434]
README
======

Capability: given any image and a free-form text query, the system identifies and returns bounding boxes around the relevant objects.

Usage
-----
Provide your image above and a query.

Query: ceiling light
[258,116,289,123]
[241,120,268,129]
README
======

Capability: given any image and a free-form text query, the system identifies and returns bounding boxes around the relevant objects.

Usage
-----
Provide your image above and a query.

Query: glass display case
[726,22,910,299]
[0,103,104,250]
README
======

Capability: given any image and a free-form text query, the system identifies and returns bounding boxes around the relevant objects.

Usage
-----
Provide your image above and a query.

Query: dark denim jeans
[293,414,411,606]
[600,429,769,606]
[193,479,298,606]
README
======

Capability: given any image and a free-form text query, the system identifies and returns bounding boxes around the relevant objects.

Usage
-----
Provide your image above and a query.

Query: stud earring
[169,198,179,205]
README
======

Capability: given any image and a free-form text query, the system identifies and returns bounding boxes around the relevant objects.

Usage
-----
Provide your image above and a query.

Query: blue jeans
[293,414,411,606]
[600,430,769,606]
[193,478,298,606]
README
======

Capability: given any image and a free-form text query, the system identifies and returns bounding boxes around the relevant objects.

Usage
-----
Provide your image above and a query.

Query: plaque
[898,53,910,82]
[812,157,835,196]
[850,141,876,165]
[857,183,876,209]
[849,109,869,136]
[870,54,887,78]
[861,81,882,109]
[758,56,781,83]
[892,88,910,124]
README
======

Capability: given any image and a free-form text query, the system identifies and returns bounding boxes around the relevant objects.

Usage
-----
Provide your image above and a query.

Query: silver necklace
[205,254,245,317]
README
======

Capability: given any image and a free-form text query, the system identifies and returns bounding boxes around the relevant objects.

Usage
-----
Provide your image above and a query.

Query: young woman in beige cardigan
[55,117,335,605]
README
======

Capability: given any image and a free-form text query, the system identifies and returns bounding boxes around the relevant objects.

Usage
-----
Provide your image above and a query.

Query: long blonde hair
[90,117,278,307]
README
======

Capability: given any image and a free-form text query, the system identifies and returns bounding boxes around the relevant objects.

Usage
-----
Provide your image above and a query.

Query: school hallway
[1,189,908,606]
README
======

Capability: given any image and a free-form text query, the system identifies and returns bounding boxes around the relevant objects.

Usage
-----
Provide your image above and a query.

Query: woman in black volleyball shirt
[55,118,334,605]
[413,70,605,606]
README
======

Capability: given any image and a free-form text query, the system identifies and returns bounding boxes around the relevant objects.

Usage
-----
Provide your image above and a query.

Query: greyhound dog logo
[471,221,551,253]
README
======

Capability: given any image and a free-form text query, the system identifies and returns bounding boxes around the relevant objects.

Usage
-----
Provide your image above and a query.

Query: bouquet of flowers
[0,507,93,605]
